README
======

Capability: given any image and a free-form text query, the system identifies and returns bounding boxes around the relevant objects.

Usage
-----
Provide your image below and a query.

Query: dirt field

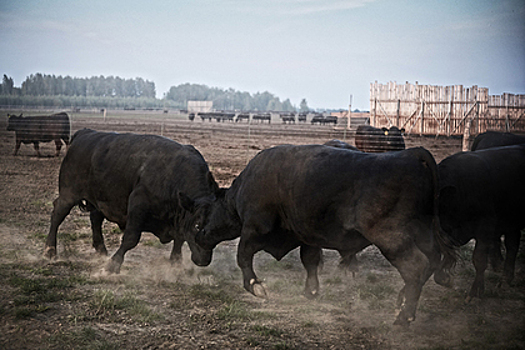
[1,112,524,349]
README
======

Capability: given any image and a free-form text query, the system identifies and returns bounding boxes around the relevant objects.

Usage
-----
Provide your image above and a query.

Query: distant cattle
[298,113,307,122]
[199,113,214,121]
[188,113,195,121]
[310,115,337,125]
[324,115,337,125]
[6,112,71,157]
[235,114,250,123]
[252,114,271,123]
[215,113,235,122]
[196,145,454,326]
[44,129,219,274]
[438,145,525,301]
[355,125,405,153]
[310,114,325,125]
[280,113,295,124]
[470,131,525,151]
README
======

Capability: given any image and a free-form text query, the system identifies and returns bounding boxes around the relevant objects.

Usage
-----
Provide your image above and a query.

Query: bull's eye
[194,224,200,231]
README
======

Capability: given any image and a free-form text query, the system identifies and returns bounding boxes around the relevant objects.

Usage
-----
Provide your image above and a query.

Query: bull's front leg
[13,139,21,156]
[169,236,185,264]
[106,225,142,274]
[54,139,63,156]
[300,245,321,299]
[33,141,42,157]
[237,231,267,298]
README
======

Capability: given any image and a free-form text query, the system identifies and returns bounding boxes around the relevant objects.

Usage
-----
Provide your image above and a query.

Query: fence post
[372,98,377,126]
[396,99,400,127]
[463,117,473,151]
[420,100,425,136]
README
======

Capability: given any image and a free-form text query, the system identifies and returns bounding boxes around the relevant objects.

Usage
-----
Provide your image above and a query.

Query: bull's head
[6,114,23,131]
[177,191,216,266]
[194,188,242,252]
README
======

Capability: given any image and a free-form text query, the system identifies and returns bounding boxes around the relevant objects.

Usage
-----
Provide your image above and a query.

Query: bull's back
[60,130,189,199]
[18,113,70,141]
[471,131,525,151]
[439,145,525,226]
[233,145,437,228]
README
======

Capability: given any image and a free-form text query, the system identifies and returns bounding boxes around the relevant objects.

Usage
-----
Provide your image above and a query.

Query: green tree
[299,98,310,113]
[1,74,14,95]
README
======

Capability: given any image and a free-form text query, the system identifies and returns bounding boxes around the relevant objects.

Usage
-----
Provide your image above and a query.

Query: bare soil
[0,112,523,350]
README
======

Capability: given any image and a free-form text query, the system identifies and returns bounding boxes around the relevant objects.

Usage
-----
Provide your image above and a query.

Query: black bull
[470,131,525,151]
[196,145,454,326]
[44,129,219,273]
[6,112,71,156]
[438,144,525,300]
[355,125,405,153]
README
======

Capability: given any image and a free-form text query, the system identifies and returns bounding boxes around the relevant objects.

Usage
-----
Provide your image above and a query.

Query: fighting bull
[195,145,454,326]
[354,125,405,153]
[6,112,71,156]
[438,144,525,300]
[44,129,219,273]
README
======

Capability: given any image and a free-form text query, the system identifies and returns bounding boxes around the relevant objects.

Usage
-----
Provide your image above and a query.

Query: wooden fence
[370,81,525,137]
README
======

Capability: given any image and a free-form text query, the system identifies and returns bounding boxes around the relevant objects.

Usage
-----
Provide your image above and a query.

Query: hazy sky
[1,0,524,110]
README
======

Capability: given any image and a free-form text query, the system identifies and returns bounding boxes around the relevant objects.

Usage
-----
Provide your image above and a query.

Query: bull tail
[417,147,458,273]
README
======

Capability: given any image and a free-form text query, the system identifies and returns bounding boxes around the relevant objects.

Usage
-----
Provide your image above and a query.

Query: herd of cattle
[188,111,334,124]
[5,112,525,326]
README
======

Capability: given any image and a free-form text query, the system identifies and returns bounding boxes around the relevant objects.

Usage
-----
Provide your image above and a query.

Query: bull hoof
[304,289,319,300]
[250,279,268,298]
[94,246,108,256]
[434,270,452,288]
[44,246,57,259]
[105,260,121,274]
[393,316,413,327]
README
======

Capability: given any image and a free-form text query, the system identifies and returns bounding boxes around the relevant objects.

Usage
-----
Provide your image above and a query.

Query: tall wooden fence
[370,81,525,137]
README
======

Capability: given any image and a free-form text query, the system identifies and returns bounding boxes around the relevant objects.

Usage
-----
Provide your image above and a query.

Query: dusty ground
[0,111,524,349]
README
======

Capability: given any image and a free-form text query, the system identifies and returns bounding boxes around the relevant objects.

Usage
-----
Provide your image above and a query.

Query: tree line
[0,73,307,112]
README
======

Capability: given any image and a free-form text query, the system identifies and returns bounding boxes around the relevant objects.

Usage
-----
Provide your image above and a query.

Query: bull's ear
[178,191,195,212]
[400,128,406,134]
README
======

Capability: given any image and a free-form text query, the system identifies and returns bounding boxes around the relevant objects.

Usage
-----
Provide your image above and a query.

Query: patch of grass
[142,239,163,248]
[89,289,162,323]
[273,341,294,350]
[252,325,285,337]
[354,282,396,310]
[189,283,235,304]
[48,326,120,350]
[324,276,343,285]
[217,301,252,320]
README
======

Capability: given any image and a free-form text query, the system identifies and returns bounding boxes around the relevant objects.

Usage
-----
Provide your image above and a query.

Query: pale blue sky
[1,0,524,110]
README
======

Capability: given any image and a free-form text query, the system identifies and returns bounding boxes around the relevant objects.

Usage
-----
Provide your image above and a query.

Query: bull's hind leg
[468,239,490,300]
[300,245,321,299]
[45,196,77,259]
[90,210,108,255]
[380,242,431,326]
[501,229,520,287]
